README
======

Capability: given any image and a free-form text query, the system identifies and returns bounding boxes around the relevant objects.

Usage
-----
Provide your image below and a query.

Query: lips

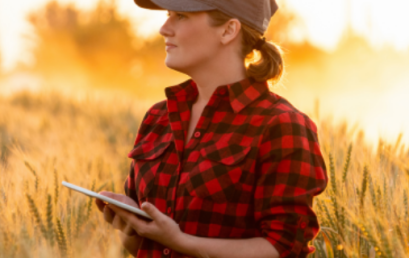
[165,42,177,51]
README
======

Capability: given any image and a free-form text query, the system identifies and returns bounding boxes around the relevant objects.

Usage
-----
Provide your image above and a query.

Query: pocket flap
[200,140,251,165]
[128,140,171,160]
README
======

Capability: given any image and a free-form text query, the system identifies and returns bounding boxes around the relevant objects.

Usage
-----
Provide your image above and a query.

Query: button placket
[187,96,222,151]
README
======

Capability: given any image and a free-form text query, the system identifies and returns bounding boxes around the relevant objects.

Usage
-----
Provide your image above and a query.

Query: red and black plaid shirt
[124,77,328,258]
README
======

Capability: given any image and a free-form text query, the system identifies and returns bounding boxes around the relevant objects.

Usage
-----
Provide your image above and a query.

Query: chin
[165,58,189,74]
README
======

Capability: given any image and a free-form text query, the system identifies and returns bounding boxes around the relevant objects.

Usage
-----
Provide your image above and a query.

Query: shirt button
[194,131,201,138]
[300,222,307,229]
[167,207,172,215]
[163,248,170,255]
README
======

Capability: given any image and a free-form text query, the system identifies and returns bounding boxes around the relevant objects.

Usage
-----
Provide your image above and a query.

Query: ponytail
[207,10,284,85]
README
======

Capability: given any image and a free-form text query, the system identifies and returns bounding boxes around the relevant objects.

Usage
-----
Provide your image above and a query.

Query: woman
[95,0,328,257]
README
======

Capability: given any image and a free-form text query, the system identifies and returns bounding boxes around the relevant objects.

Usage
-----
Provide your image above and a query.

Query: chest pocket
[128,138,173,201]
[185,139,254,203]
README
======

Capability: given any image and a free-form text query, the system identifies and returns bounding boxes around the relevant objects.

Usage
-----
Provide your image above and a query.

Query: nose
[159,16,174,37]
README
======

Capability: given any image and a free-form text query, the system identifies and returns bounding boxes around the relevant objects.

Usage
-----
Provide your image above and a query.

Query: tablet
[62,181,152,220]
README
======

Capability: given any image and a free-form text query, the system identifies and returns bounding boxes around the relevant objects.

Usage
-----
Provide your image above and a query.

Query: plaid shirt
[124,77,328,258]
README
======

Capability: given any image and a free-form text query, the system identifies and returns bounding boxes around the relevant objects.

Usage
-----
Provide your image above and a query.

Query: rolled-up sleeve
[255,112,328,258]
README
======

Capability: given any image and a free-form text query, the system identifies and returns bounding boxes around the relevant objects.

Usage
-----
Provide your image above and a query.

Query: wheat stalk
[24,161,39,191]
[342,144,352,184]
[55,218,68,258]
[75,202,85,237]
[66,215,71,247]
[322,201,337,232]
[111,181,116,192]
[376,186,382,211]
[85,180,96,221]
[368,175,377,208]
[96,182,107,193]
[46,194,55,246]
[26,194,47,239]
[54,169,59,205]
[329,153,342,238]
[376,220,393,257]
[360,166,369,211]
[329,153,337,195]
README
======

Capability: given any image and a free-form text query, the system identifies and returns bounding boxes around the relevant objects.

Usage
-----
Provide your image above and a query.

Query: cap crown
[201,0,278,33]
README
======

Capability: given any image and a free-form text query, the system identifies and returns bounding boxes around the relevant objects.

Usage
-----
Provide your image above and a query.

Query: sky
[1,0,409,71]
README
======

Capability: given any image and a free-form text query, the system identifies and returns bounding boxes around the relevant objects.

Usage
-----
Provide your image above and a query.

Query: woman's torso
[124,78,328,258]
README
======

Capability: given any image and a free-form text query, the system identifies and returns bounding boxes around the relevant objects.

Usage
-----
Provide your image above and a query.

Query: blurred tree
[27,0,185,98]
[28,1,135,86]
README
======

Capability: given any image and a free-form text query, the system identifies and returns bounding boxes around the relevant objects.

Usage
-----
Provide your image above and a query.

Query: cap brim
[134,0,216,12]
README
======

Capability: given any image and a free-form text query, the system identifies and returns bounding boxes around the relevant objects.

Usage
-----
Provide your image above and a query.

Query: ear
[220,18,241,46]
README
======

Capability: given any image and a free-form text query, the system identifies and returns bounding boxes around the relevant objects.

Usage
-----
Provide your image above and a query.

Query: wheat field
[0,90,407,258]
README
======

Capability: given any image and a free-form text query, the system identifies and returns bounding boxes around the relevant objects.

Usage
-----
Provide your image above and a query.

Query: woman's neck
[189,61,247,105]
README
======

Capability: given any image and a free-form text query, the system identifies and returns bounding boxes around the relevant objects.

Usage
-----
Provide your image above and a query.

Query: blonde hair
[207,10,284,85]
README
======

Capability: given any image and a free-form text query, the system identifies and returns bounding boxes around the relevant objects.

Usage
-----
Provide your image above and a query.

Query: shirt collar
[165,77,269,113]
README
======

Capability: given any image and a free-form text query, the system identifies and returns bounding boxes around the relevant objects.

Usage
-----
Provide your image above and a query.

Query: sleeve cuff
[263,216,315,258]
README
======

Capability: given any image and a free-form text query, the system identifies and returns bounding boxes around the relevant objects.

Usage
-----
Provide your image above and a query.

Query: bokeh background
[1,1,409,257]
[1,0,408,148]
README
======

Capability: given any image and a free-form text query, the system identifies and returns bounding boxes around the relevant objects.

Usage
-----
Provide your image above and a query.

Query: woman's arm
[108,202,280,258]
[178,234,280,258]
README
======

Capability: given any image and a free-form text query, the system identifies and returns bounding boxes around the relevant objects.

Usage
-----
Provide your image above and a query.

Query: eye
[176,13,186,20]
[166,11,186,20]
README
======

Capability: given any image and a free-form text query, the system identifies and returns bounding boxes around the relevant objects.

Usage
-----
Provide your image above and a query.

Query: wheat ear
[55,218,68,258]
[46,194,55,246]
[360,166,369,211]
[342,144,352,184]
[54,169,59,204]
[24,161,39,191]
[26,194,47,239]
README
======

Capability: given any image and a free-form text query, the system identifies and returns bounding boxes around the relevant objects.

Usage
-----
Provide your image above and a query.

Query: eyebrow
[167,10,189,15]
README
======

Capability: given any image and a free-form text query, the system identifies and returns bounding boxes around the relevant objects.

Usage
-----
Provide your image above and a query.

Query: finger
[112,214,126,231]
[103,205,116,224]
[107,207,136,236]
[95,198,106,212]
[98,191,140,208]
[123,224,138,236]
[141,202,164,222]
[99,191,120,199]
[108,204,150,234]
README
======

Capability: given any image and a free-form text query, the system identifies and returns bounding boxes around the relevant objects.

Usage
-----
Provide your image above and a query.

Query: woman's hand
[95,191,143,255]
[108,201,185,251]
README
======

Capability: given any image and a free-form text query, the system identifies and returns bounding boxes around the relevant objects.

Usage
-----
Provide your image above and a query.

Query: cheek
[184,31,218,59]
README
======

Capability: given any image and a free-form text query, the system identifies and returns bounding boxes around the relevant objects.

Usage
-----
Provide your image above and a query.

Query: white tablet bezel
[62,181,152,220]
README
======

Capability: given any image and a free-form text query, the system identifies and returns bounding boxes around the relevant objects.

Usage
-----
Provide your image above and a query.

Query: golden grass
[0,90,408,258]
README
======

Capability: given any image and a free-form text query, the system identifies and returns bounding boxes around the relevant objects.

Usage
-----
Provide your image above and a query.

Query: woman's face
[159,11,222,74]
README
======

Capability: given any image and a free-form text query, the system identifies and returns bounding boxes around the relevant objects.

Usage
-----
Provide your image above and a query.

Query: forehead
[167,10,212,25]
[167,10,207,16]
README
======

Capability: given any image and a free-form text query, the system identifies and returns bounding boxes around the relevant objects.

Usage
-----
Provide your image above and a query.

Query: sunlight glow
[0,0,408,147]
[285,0,409,50]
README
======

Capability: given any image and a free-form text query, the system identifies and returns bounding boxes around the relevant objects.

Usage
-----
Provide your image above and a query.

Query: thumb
[141,202,163,220]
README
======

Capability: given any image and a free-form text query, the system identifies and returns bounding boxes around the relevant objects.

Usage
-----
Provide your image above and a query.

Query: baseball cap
[134,0,278,34]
